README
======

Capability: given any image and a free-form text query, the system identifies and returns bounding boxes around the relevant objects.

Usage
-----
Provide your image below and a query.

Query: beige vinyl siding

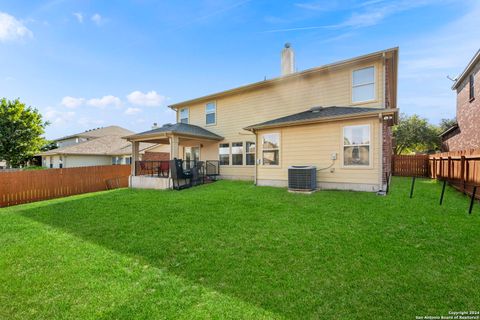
[256,117,381,187]
[177,59,384,181]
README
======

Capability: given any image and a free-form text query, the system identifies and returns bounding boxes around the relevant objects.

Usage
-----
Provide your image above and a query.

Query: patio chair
[170,158,192,190]
[159,161,170,177]
[139,161,151,176]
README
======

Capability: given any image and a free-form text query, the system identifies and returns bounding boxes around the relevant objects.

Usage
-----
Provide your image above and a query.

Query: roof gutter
[244,108,399,131]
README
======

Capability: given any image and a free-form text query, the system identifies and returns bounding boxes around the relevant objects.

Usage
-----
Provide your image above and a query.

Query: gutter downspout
[380,52,386,191]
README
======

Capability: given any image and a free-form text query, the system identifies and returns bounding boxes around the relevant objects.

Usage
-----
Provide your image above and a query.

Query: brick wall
[382,119,393,185]
[142,151,170,161]
[443,59,480,151]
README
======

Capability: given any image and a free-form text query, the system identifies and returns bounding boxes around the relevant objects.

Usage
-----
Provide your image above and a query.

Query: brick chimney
[281,43,295,76]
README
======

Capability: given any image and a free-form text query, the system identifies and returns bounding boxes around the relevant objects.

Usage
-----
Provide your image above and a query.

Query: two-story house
[441,49,480,151]
[126,45,399,192]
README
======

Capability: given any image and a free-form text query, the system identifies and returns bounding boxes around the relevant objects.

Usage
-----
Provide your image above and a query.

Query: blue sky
[1,0,479,139]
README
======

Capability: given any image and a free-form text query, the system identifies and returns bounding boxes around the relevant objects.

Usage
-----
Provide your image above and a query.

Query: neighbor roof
[55,125,134,141]
[452,49,480,90]
[245,106,397,131]
[40,135,153,156]
[168,47,399,109]
[125,123,224,141]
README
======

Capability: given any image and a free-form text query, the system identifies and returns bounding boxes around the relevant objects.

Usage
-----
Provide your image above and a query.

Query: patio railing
[134,159,220,178]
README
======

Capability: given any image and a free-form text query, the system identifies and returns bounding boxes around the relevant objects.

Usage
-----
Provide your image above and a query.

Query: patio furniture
[158,161,170,177]
[170,158,192,190]
[191,161,205,185]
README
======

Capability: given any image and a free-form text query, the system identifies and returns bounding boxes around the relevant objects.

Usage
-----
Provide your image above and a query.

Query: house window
[219,143,229,165]
[112,157,122,165]
[206,102,216,125]
[343,125,370,166]
[262,133,280,166]
[470,74,475,101]
[232,142,243,165]
[59,156,63,169]
[126,157,132,165]
[352,66,375,103]
[49,157,53,168]
[180,108,189,124]
[246,142,255,165]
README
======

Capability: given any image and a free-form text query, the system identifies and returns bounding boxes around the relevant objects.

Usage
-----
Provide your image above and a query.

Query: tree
[393,113,440,154]
[438,117,457,133]
[0,98,49,167]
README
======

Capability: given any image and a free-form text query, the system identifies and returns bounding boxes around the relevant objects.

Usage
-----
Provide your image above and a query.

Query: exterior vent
[288,166,317,191]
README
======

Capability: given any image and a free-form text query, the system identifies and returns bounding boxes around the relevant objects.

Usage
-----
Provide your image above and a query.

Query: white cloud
[124,107,142,115]
[0,12,33,42]
[61,96,85,109]
[127,90,166,107]
[44,107,75,126]
[87,95,122,108]
[91,13,103,25]
[73,12,83,23]
[77,117,106,128]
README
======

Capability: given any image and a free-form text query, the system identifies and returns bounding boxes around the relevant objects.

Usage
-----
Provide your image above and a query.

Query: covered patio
[124,123,223,190]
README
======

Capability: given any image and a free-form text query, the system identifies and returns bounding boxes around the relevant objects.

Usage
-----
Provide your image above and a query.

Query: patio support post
[170,136,179,160]
[132,141,140,176]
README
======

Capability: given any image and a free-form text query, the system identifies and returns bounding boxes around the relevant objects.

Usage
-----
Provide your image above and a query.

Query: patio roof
[244,106,398,131]
[124,123,224,142]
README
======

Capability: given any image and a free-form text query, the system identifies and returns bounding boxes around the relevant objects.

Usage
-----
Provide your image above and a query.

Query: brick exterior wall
[381,57,394,186]
[442,58,480,151]
[142,151,170,161]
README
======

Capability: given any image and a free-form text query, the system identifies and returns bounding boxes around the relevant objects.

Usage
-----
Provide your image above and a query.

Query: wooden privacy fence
[392,155,430,177]
[0,165,131,207]
[429,149,480,200]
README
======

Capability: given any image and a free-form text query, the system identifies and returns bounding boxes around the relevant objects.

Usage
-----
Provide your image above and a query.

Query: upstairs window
[206,102,216,125]
[219,143,229,165]
[343,125,370,167]
[262,133,280,166]
[470,74,475,101]
[352,66,375,103]
[180,108,189,124]
[246,142,256,165]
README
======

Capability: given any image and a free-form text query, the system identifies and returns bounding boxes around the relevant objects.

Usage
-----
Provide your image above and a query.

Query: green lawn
[1,177,479,319]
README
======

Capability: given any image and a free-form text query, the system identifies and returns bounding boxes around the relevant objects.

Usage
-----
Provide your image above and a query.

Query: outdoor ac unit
[288,166,317,191]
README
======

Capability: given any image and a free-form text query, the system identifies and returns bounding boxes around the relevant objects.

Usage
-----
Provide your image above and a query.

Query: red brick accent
[142,151,170,161]
[442,59,480,151]
[382,119,393,186]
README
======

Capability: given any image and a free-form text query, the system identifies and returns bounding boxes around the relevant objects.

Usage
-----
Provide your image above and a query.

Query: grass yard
[1,177,479,319]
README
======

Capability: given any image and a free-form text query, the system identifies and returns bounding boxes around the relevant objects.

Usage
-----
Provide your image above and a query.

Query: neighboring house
[126,45,399,192]
[441,49,480,151]
[39,126,168,168]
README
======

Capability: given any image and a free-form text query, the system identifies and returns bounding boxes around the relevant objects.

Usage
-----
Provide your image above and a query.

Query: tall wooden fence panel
[392,155,430,177]
[429,149,480,200]
[0,165,131,207]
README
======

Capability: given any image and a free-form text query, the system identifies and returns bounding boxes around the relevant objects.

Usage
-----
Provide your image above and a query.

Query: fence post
[460,156,466,193]
[447,156,452,180]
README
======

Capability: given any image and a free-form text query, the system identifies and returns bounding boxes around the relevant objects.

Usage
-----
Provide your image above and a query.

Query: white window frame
[352,66,376,103]
[245,141,256,166]
[219,143,230,166]
[231,142,243,166]
[262,133,280,167]
[205,101,216,126]
[179,108,189,124]
[342,124,372,168]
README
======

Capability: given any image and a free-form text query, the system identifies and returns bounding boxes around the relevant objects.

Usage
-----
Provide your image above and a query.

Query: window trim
[179,107,189,124]
[351,66,376,104]
[205,101,217,126]
[469,74,475,102]
[341,124,373,169]
[261,132,281,167]
[219,143,230,166]
[231,142,243,166]
[245,141,256,166]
